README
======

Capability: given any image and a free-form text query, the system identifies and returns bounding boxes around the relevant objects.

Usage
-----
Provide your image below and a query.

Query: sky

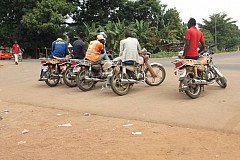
[161,0,240,28]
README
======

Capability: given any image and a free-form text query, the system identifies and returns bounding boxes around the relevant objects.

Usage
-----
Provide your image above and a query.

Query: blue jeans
[97,53,110,61]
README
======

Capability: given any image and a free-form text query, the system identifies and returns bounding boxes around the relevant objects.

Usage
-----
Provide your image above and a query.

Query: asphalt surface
[0,52,239,133]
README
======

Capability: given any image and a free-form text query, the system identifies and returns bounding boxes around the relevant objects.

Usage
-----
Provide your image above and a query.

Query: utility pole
[214,18,217,45]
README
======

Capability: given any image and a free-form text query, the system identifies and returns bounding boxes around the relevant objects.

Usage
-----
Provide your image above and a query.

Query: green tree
[21,0,75,48]
[71,0,127,25]
[200,29,214,46]
[199,12,239,51]
[98,19,126,52]
[0,0,39,46]
[162,8,185,41]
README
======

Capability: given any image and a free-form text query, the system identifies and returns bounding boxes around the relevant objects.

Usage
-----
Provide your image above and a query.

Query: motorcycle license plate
[41,66,48,71]
[178,69,186,78]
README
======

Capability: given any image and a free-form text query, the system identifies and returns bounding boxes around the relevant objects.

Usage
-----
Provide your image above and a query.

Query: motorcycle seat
[182,57,208,66]
[123,60,135,65]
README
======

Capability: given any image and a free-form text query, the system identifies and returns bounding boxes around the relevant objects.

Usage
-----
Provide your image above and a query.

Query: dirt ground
[1,59,240,160]
[1,101,240,160]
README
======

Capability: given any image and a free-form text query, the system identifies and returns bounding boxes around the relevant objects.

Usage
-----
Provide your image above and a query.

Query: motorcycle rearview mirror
[178,50,184,56]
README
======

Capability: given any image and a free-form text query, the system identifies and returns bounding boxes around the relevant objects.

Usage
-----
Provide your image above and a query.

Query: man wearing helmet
[85,34,109,62]
[99,31,116,60]
[99,32,107,39]
[99,31,108,53]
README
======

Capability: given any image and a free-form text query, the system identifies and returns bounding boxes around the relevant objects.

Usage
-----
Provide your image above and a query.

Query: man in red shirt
[12,41,21,65]
[183,18,206,60]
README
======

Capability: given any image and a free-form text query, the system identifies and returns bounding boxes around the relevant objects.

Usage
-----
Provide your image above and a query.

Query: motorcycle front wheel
[63,67,77,87]
[145,64,166,86]
[211,67,227,88]
[76,69,95,91]
[110,72,130,96]
[45,69,60,87]
[216,76,227,88]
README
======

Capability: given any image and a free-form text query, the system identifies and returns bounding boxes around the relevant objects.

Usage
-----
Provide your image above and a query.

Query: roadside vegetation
[150,52,178,58]
[0,0,239,58]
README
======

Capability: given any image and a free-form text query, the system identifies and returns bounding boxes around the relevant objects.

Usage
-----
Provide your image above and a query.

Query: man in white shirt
[119,30,141,64]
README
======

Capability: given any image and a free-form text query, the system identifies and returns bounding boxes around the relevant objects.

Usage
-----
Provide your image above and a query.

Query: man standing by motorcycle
[183,18,206,60]
[85,34,109,62]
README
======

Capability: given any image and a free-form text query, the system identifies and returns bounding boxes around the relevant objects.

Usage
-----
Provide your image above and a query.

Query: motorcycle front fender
[145,62,157,77]
[212,65,224,77]
[150,62,163,66]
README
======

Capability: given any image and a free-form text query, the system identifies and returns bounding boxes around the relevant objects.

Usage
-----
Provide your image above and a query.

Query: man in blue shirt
[48,35,69,58]
[39,35,69,81]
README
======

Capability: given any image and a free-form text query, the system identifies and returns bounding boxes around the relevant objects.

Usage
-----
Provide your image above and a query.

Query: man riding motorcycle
[85,34,109,62]
[38,34,69,81]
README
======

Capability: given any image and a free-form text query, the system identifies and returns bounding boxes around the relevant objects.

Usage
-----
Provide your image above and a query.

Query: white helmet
[100,32,107,38]
[68,43,72,48]
[97,34,105,40]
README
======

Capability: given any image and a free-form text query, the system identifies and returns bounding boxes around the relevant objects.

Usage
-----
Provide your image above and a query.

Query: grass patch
[150,51,178,58]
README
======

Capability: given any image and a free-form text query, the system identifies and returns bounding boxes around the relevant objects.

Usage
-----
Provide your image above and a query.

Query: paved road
[0,52,239,133]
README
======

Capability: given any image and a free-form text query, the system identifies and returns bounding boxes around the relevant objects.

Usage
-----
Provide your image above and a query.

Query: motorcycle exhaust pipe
[121,78,138,84]
[52,74,60,78]
[192,79,212,85]
[84,77,102,82]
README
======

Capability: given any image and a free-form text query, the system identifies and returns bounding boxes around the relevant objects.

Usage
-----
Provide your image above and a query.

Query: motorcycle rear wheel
[76,69,95,91]
[179,77,201,99]
[145,64,166,86]
[63,67,77,87]
[45,69,60,87]
[110,72,130,96]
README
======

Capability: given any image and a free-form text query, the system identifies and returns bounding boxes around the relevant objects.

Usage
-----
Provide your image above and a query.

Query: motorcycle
[172,44,227,99]
[18,48,24,62]
[76,59,115,91]
[39,57,71,87]
[109,48,166,96]
[62,59,83,87]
